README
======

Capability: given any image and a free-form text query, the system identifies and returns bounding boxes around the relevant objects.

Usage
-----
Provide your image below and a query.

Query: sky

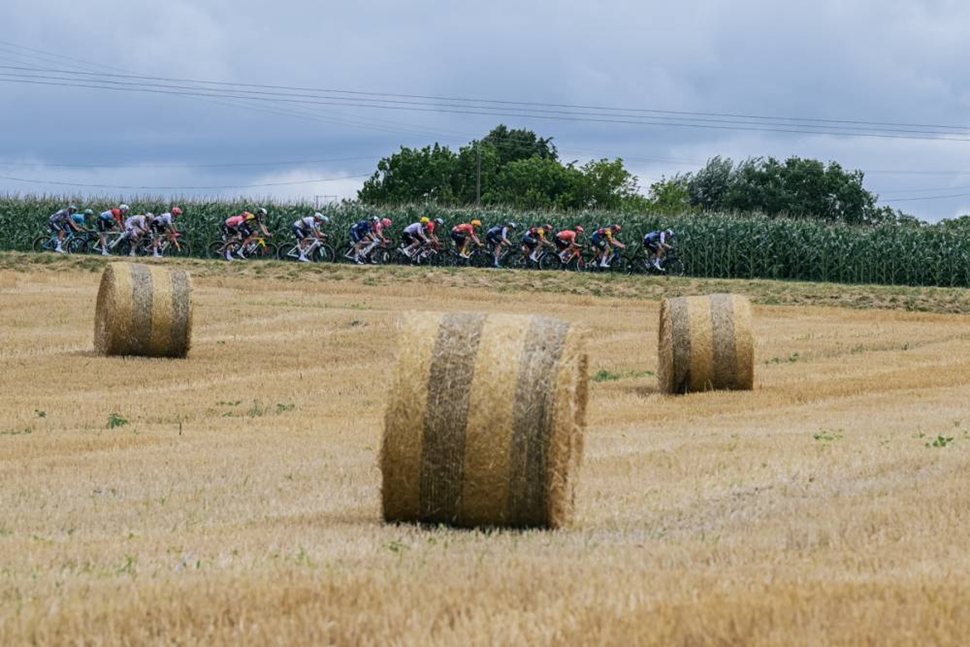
[2,0,970,221]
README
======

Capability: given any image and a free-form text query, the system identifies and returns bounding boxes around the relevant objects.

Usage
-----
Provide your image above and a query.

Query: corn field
[2,195,969,287]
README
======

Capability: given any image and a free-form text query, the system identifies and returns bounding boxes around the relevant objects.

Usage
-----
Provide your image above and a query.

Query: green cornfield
[2,195,969,287]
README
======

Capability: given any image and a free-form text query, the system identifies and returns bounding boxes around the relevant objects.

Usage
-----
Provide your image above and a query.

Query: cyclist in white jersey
[124,213,155,257]
[292,212,329,262]
[401,218,431,259]
[150,206,182,258]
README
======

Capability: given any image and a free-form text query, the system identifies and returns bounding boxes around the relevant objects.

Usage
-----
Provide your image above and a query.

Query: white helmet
[314,212,330,224]
[145,212,155,219]
[119,204,130,214]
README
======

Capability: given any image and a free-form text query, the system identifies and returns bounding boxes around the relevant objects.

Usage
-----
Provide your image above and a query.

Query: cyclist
[72,209,94,230]
[427,217,444,247]
[349,218,374,263]
[124,212,155,257]
[401,217,431,259]
[292,212,330,262]
[355,217,392,264]
[96,205,127,256]
[237,207,272,258]
[222,212,250,261]
[643,228,676,271]
[555,225,585,264]
[451,219,483,258]
[485,222,517,268]
[151,206,183,258]
[591,224,625,268]
[522,223,555,263]
[48,205,81,253]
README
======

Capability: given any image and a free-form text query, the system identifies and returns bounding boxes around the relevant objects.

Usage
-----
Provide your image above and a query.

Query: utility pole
[476,142,481,208]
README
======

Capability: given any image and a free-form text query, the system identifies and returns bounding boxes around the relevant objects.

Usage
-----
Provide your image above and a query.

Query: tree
[647,175,693,215]
[358,144,459,205]
[359,125,642,210]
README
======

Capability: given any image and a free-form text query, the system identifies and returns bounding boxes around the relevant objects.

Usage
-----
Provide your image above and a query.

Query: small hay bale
[381,312,588,530]
[93,262,193,358]
[658,293,753,394]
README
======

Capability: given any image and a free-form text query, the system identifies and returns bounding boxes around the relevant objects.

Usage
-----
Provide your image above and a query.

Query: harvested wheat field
[2,253,970,646]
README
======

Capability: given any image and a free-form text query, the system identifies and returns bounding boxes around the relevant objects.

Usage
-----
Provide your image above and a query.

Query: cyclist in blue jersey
[643,228,675,271]
[350,219,374,264]
[485,222,517,268]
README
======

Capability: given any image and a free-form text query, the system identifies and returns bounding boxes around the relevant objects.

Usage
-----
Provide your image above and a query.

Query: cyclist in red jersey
[451,219,483,258]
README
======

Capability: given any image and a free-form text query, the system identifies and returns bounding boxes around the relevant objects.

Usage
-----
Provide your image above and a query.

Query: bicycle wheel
[278,242,300,261]
[470,249,491,268]
[68,237,88,254]
[316,244,337,263]
[538,253,561,271]
[32,235,52,253]
[665,256,685,276]
[168,240,192,258]
[207,240,229,259]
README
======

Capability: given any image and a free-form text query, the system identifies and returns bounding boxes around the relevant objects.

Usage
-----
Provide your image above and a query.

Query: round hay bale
[381,312,588,530]
[93,262,193,358]
[658,293,753,394]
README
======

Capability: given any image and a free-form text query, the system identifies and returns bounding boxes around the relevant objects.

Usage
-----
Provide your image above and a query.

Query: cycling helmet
[382,218,393,228]
[244,212,256,221]
[575,225,585,234]
[257,207,268,217]
[68,205,78,214]
[507,222,518,230]
[371,216,380,223]
[434,218,445,225]
[83,209,94,216]
[612,224,622,233]
[543,223,553,231]
[420,217,430,224]
[665,228,675,238]
[318,215,331,225]
[145,212,155,219]
[119,204,130,214]
[471,219,482,227]
[171,206,183,217]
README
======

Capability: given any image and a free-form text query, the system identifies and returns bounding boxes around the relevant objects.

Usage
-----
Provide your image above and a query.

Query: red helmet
[171,206,183,217]
[612,224,622,233]
[381,218,392,228]
[575,225,585,234]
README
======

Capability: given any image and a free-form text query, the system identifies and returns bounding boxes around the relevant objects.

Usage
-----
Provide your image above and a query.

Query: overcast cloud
[2,0,970,220]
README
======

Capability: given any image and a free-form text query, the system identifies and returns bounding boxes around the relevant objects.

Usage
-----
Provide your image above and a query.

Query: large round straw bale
[381,312,588,530]
[93,262,193,358]
[658,293,753,394]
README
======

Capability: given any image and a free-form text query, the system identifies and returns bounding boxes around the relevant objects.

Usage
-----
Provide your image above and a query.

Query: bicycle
[627,244,685,276]
[339,236,395,265]
[538,245,589,272]
[449,243,491,268]
[32,229,82,254]
[278,234,336,263]
[589,246,626,272]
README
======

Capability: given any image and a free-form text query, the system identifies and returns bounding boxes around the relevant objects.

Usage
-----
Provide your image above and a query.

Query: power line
[0,173,371,191]
[4,66,970,141]
[0,156,378,170]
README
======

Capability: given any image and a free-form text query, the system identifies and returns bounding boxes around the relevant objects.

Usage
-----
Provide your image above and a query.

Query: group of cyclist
[48,203,184,257]
[46,203,678,269]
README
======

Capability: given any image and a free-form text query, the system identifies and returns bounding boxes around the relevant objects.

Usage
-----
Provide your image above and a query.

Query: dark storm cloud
[2,0,970,218]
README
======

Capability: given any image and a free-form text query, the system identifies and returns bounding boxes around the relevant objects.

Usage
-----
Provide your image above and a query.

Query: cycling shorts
[97,215,116,233]
[522,235,540,249]
[49,218,68,233]
[293,224,311,240]
[485,231,504,246]
[451,231,467,246]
